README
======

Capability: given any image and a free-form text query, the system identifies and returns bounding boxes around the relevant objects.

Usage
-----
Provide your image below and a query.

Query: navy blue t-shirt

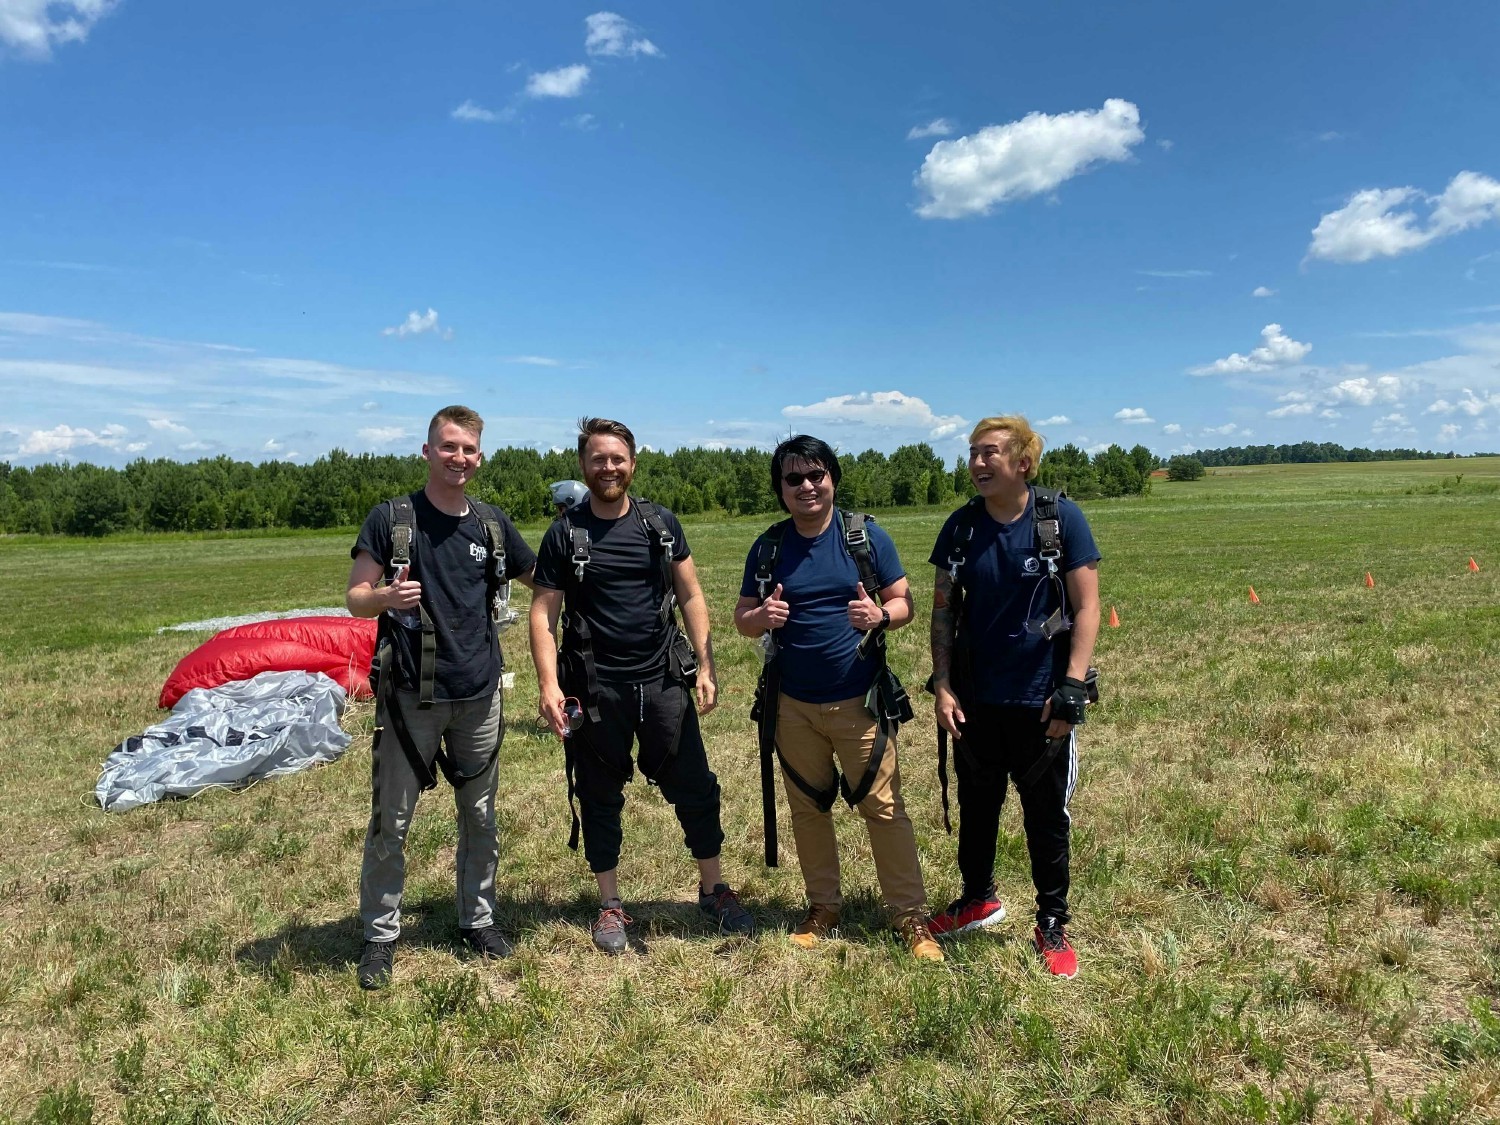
[353,492,536,702]
[928,490,1101,707]
[533,500,690,683]
[739,514,906,704]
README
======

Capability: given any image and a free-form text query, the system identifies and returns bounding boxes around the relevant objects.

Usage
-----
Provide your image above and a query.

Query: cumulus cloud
[906,118,954,140]
[1327,375,1403,406]
[1201,423,1239,436]
[148,417,189,433]
[13,421,129,457]
[1253,286,1276,298]
[782,390,965,439]
[1036,414,1071,426]
[1162,423,1182,434]
[358,426,411,446]
[1372,412,1414,434]
[382,308,452,340]
[1191,323,1311,375]
[1307,171,1500,264]
[914,98,1144,220]
[1439,423,1461,440]
[1321,409,1342,419]
[1114,407,1154,424]
[262,438,283,453]
[526,64,590,99]
[452,100,501,123]
[1267,401,1315,418]
[0,0,116,59]
[584,11,660,58]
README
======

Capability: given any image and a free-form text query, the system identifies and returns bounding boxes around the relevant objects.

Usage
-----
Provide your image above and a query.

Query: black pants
[952,704,1077,926]
[569,671,725,875]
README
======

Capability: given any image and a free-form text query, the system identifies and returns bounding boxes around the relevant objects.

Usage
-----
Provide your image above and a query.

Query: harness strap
[1018,733,1070,791]
[387,496,437,707]
[751,516,790,867]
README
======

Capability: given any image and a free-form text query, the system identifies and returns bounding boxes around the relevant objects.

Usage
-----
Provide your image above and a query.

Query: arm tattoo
[931,571,957,685]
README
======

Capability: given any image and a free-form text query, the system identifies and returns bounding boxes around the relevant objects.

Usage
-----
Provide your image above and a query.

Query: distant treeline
[1,440,1165,537]
[1191,441,1468,467]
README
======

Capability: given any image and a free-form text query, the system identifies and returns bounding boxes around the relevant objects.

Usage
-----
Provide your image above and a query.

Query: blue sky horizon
[3,1,1499,467]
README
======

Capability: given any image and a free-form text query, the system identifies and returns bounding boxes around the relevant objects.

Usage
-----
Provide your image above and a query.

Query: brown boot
[897,915,944,962]
[789,904,840,949]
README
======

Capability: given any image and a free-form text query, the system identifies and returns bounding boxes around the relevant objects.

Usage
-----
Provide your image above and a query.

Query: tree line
[1,440,1168,537]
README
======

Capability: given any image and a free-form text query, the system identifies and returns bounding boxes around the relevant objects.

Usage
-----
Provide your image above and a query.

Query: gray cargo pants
[359,689,503,942]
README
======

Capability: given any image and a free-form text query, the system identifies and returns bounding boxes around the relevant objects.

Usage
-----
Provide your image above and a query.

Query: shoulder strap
[388,495,416,569]
[753,519,790,599]
[633,498,678,626]
[384,493,435,707]
[943,496,985,585]
[839,510,882,597]
[469,500,511,626]
[1031,485,1065,568]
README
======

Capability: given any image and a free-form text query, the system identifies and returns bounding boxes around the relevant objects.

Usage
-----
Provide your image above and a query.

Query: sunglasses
[783,469,828,487]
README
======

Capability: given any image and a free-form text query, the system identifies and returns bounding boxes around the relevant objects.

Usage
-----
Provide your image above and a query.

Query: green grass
[1,458,1498,1123]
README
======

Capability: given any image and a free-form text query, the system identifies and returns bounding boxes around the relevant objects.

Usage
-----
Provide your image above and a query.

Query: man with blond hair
[928,415,1101,977]
[347,405,537,989]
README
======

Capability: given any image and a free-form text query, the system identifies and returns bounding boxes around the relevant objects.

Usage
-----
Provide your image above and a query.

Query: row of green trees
[0,440,1162,537]
[1191,442,1460,467]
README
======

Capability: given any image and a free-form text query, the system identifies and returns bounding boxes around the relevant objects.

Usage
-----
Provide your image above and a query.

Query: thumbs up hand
[847,582,884,631]
[760,583,790,630]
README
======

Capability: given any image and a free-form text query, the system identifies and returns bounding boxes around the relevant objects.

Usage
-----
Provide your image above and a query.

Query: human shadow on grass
[234,889,770,974]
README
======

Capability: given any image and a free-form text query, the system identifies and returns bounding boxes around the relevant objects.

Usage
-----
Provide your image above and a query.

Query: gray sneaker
[357,940,395,990]
[698,883,756,936]
[592,901,632,955]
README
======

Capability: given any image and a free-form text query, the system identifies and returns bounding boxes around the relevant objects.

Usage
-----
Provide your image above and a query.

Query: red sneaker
[1033,924,1078,978]
[928,891,1006,936]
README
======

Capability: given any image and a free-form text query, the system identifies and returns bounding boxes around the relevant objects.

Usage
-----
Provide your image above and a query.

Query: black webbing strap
[936,725,952,833]
[634,499,679,626]
[564,739,581,851]
[387,495,437,708]
[373,637,439,793]
[751,519,788,867]
[1018,733,1070,791]
[470,502,510,627]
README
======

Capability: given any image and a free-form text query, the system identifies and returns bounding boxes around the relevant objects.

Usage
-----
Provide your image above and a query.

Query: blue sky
[2,1,1499,466]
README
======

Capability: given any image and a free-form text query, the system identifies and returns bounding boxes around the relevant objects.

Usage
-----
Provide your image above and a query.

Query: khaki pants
[777,693,927,924]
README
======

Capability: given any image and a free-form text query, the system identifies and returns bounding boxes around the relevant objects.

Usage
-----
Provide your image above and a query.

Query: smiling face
[581,434,636,502]
[779,455,835,522]
[423,421,483,491]
[968,428,1031,498]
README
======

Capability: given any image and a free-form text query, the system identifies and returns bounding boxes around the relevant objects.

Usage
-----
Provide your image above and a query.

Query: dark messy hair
[769,434,842,513]
[576,417,637,461]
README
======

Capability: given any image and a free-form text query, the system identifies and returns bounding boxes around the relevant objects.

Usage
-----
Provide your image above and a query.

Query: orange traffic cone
[1470,557,1481,572]
[1364,572,1375,588]
[1248,587,1261,605]
[1108,606,1120,628]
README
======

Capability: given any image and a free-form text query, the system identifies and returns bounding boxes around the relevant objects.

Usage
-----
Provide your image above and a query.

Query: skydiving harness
[928,486,1095,831]
[369,494,512,792]
[556,497,697,851]
[749,510,914,867]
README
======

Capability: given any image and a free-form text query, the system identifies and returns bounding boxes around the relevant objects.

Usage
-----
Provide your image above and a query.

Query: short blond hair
[969,415,1043,480]
[429,405,484,444]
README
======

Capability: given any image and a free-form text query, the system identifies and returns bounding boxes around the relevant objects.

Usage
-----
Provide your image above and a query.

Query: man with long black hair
[735,435,941,960]
[928,415,1100,977]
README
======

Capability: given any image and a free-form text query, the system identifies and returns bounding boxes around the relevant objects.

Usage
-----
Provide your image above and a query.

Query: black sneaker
[698,883,756,936]
[460,925,514,960]
[592,901,632,955]
[357,940,395,990]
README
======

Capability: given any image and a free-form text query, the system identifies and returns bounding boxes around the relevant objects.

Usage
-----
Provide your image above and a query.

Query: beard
[585,463,634,502]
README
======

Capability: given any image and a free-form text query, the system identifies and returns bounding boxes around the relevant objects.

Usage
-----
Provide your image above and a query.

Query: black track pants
[952,704,1077,926]
[568,671,725,874]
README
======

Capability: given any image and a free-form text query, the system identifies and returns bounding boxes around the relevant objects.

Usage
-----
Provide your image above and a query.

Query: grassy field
[2,458,1498,1124]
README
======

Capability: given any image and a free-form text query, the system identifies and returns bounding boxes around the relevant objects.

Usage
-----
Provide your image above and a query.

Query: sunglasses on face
[783,469,828,487]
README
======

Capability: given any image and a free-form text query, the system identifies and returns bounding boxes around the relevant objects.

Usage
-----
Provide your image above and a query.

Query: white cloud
[782,390,965,439]
[358,426,411,446]
[1327,375,1402,406]
[1252,286,1276,298]
[1113,407,1154,424]
[584,12,660,58]
[1267,401,1315,418]
[1321,409,1342,419]
[0,0,116,59]
[382,308,451,340]
[1085,442,1110,455]
[906,118,954,140]
[14,422,128,457]
[262,438,283,453]
[1137,269,1211,278]
[148,417,189,433]
[1372,412,1414,434]
[361,401,379,411]
[1157,139,1174,151]
[526,65,590,99]
[1202,423,1239,436]
[1192,323,1311,375]
[914,98,1144,220]
[1439,423,1461,440]
[452,100,501,123]
[502,354,563,367]
[1307,172,1500,264]
[566,113,597,130]
[1162,423,1182,434]
[1036,414,1071,425]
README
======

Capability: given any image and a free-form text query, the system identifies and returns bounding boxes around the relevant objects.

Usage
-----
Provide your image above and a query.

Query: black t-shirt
[533,500,690,683]
[353,491,536,701]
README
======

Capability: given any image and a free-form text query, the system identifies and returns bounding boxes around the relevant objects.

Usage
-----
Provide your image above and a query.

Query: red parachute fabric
[159,616,378,709]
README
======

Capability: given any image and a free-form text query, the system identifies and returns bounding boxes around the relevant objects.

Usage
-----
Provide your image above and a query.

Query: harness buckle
[845,525,868,549]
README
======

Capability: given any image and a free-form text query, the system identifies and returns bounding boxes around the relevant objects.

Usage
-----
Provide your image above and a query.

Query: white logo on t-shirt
[1022,555,1041,575]
[470,542,488,563]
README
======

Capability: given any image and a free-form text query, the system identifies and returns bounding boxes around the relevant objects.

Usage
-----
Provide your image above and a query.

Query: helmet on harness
[549,479,589,513]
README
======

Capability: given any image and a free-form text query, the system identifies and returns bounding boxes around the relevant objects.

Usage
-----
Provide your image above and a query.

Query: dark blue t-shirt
[928,490,1101,707]
[739,514,906,704]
